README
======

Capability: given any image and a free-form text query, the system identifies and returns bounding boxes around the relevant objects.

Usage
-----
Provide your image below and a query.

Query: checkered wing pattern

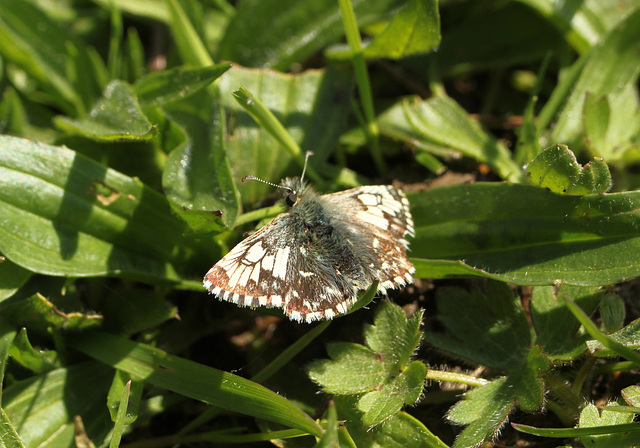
[203,184,414,323]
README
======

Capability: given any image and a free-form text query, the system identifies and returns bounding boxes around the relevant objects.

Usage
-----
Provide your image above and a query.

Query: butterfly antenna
[300,151,314,183]
[242,175,292,192]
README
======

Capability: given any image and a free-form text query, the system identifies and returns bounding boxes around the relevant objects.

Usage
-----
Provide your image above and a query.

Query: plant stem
[337,0,386,174]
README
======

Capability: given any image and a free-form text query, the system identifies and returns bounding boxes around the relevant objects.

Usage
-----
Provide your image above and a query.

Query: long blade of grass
[68,331,324,438]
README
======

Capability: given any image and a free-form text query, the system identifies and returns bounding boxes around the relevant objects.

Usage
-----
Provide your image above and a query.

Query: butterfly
[203,156,415,323]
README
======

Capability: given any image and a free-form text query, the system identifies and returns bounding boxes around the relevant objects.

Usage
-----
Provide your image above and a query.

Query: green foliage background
[1,0,640,447]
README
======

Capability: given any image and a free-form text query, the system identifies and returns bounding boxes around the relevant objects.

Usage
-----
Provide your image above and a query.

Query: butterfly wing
[203,185,415,323]
[203,212,363,322]
[322,185,415,293]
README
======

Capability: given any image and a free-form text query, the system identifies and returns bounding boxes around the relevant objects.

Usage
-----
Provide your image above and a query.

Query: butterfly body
[203,177,414,323]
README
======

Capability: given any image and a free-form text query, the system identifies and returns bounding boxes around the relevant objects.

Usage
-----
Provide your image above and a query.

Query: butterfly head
[242,151,314,208]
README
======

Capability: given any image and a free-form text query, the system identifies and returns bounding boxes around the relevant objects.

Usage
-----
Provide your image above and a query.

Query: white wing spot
[358,193,380,206]
[262,254,275,271]
[273,246,290,279]
[245,242,266,263]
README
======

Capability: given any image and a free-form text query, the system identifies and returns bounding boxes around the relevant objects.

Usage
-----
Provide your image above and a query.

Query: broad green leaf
[507,346,551,412]
[334,396,448,448]
[218,66,353,204]
[218,0,404,69]
[364,0,440,59]
[67,331,323,438]
[370,412,448,448]
[162,90,239,231]
[549,8,640,147]
[600,292,625,333]
[526,144,612,194]
[583,87,640,163]
[622,385,640,407]
[54,81,154,141]
[0,258,31,302]
[3,362,114,448]
[0,0,102,115]
[107,370,142,425]
[0,409,25,448]
[358,360,426,427]
[8,328,60,374]
[579,402,639,448]
[530,285,603,361]
[431,2,563,75]
[363,301,422,370]
[425,282,531,370]
[309,303,425,427]
[134,64,231,107]
[515,0,640,53]
[586,319,640,357]
[378,95,522,182]
[447,378,514,448]
[408,182,640,286]
[308,342,386,394]
[0,136,187,282]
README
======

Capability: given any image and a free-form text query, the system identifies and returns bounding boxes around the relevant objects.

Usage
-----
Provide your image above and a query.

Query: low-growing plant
[1,1,640,447]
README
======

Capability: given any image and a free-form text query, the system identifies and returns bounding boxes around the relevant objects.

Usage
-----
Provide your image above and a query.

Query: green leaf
[162,91,240,231]
[425,282,531,369]
[109,379,130,448]
[309,342,386,394]
[67,331,323,438]
[600,291,625,333]
[308,303,424,427]
[507,346,551,412]
[0,317,17,403]
[134,64,231,107]
[432,2,563,75]
[0,136,187,283]
[578,402,640,448]
[515,0,640,54]
[0,293,102,332]
[549,8,640,147]
[526,144,612,194]
[2,362,114,448]
[447,378,514,448]
[8,328,60,374]
[0,257,31,302]
[107,371,142,425]
[218,66,353,204]
[218,0,404,69]
[0,0,100,115]
[54,80,155,141]
[0,409,25,448]
[530,285,603,361]
[90,284,178,336]
[316,401,340,448]
[358,360,426,426]
[408,182,640,286]
[622,385,640,407]
[334,396,448,448]
[378,95,522,182]
[363,301,422,370]
[364,0,440,59]
[586,318,640,357]
[165,0,213,67]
